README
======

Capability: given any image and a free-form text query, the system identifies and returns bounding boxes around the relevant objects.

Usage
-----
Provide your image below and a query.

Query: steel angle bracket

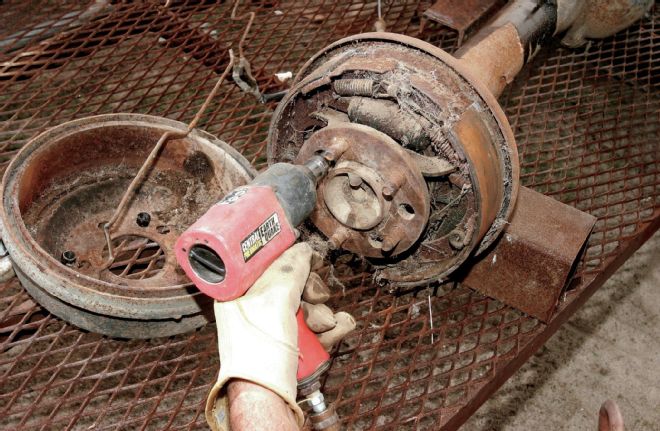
[459,187,597,322]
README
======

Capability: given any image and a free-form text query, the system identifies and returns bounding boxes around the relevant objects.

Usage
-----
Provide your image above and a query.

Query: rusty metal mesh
[0,1,658,430]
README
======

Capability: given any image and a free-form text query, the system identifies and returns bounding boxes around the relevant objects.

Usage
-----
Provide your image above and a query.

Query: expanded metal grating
[0,1,658,430]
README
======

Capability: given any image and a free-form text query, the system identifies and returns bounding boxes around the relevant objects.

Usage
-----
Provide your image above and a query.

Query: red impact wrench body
[175,155,339,429]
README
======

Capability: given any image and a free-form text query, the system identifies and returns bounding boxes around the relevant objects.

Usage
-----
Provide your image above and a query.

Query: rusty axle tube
[267,0,652,287]
[455,0,653,98]
[455,0,554,98]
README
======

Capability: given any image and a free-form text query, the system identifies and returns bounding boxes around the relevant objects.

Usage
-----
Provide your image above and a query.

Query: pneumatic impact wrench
[175,155,339,430]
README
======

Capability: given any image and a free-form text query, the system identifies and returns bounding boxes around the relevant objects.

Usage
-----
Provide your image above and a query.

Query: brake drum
[0,114,255,338]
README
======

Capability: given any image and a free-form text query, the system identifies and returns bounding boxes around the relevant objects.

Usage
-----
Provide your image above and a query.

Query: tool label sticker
[241,213,281,261]
[218,188,247,205]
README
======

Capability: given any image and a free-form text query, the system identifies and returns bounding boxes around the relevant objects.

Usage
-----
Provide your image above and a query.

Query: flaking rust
[268,33,519,287]
[266,28,601,325]
[459,187,597,322]
[0,114,255,338]
[423,0,504,44]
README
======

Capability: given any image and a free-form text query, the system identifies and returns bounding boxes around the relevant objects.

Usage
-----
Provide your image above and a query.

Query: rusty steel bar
[0,0,112,54]
[454,0,652,97]
[443,213,660,431]
[454,0,556,97]
[459,186,597,322]
[102,51,236,263]
[423,0,504,44]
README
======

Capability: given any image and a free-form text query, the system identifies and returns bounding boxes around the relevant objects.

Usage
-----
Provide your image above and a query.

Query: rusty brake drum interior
[0,114,255,338]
